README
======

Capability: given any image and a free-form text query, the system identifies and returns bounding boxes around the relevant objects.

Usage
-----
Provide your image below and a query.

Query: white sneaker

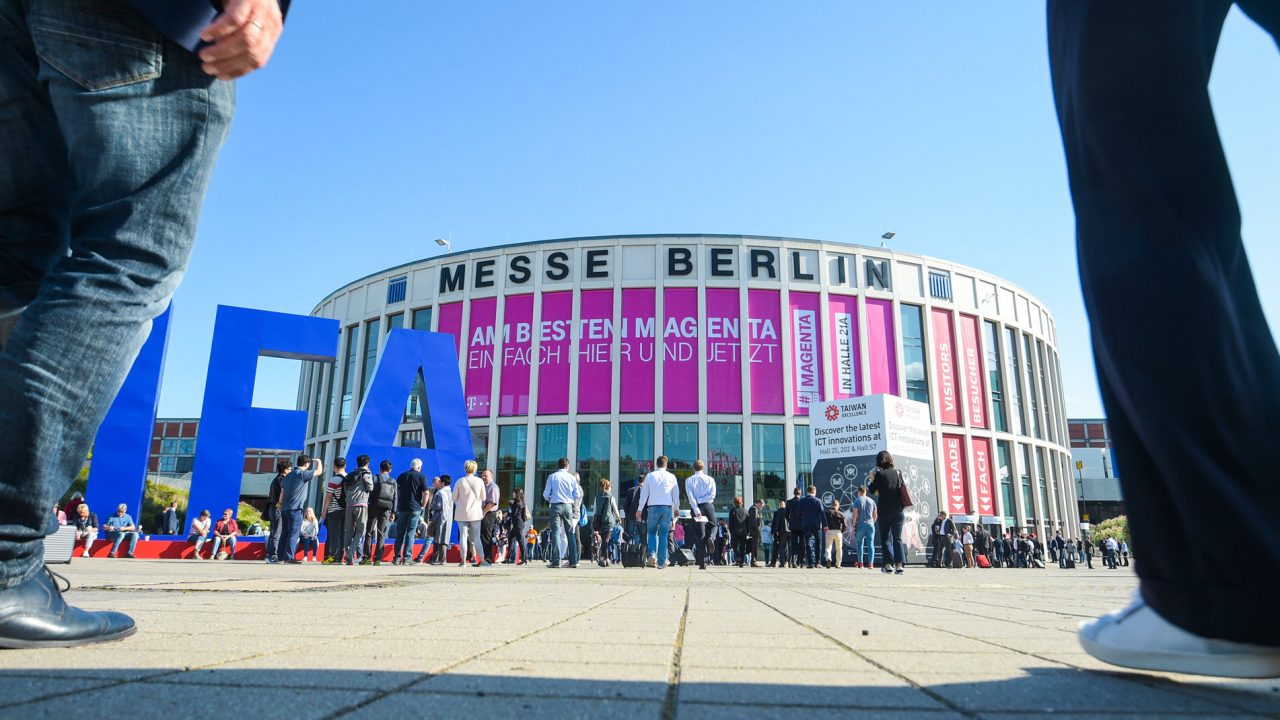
[645,556,657,568]
[1079,593,1280,678]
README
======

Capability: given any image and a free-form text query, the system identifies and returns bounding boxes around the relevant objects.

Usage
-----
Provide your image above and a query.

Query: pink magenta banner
[747,289,784,414]
[463,297,496,418]
[941,433,971,515]
[931,308,961,426]
[663,287,699,413]
[865,298,898,396]
[620,288,656,413]
[705,288,742,414]
[827,294,860,399]
[958,314,988,429]
[971,436,996,516]
[498,294,533,416]
[437,302,463,358]
[577,289,614,414]
[537,291,572,414]
[789,291,822,415]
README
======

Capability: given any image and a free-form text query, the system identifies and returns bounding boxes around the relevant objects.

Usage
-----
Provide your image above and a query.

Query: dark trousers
[266,507,282,560]
[1050,0,1280,645]
[789,530,803,567]
[930,536,949,568]
[770,532,789,566]
[732,534,750,567]
[878,515,905,567]
[277,509,302,561]
[481,510,498,562]
[801,528,822,567]
[692,503,716,568]
[323,509,344,562]
[364,510,391,561]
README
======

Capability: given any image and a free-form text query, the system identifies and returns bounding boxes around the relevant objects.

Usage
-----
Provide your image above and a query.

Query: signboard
[809,394,936,563]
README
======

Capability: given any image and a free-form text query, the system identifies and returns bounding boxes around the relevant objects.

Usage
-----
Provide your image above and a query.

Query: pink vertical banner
[865,299,898,395]
[958,314,988,429]
[620,288,656,413]
[537,291,572,414]
[971,436,995,516]
[463,297,496,418]
[747,289,784,414]
[827,294,860,399]
[705,288,742,414]
[663,287,699,413]
[941,433,971,515]
[789,292,822,415]
[577,289,614,414]
[498,295,533,416]
[931,308,961,426]
[437,302,463,359]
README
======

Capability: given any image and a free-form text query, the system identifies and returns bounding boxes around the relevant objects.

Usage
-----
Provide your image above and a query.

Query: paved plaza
[0,559,1276,719]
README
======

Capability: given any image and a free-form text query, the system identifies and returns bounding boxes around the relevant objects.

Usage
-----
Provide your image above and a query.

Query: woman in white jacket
[452,460,486,568]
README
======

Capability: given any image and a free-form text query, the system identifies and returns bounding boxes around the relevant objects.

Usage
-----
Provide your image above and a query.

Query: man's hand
[199,0,284,80]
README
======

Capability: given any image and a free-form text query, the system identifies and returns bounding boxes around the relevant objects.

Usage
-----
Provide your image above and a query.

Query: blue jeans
[393,511,420,562]
[300,536,318,559]
[0,0,233,587]
[854,523,876,566]
[645,506,673,567]
[549,503,579,567]
[106,530,138,557]
[189,533,208,558]
[878,514,905,567]
[278,509,303,561]
[210,535,237,558]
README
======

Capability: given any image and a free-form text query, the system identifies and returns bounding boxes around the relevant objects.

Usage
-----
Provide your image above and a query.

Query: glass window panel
[576,423,610,520]
[706,423,743,514]
[1036,447,1049,533]
[387,313,403,331]
[1020,444,1036,526]
[497,424,530,522]
[339,325,360,431]
[412,308,433,331]
[360,318,381,406]
[751,424,786,515]
[794,425,812,492]
[471,427,490,471]
[618,422,654,494]
[175,456,194,474]
[159,456,177,473]
[900,305,929,407]
[532,424,566,524]
[1037,340,1054,444]
[177,439,196,454]
[399,429,422,448]
[1004,328,1025,436]
[662,423,698,484]
[1023,334,1041,439]
[984,321,1007,433]
[997,440,1015,523]
[161,439,179,454]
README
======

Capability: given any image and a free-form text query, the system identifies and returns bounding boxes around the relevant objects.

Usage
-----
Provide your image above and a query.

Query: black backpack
[373,478,397,512]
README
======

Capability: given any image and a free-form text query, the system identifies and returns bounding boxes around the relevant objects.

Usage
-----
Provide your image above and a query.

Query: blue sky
[162,2,1280,419]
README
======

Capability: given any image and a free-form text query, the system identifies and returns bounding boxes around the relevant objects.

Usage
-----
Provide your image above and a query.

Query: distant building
[148,418,294,515]
[1067,418,1124,525]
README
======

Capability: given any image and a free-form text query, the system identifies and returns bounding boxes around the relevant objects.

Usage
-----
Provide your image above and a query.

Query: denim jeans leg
[651,507,672,567]
[0,0,234,587]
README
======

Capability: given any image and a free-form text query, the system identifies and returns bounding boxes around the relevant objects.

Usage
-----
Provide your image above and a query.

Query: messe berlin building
[297,235,1077,539]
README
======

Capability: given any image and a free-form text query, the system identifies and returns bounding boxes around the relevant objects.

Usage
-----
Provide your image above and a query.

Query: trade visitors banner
[971,436,996,516]
[705,288,742,414]
[619,288,655,413]
[941,433,971,515]
[747,289,783,414]
[809,394,936,562]
[463,297,495,418]
[537,291,572,414]
[865,299,898,395]
[828,294,860,400]
[664,287,699,413]
[498,294,533,416]
[931,308,960,426]
[577,289,614,414]
[958,313,987,429]
[789,291,822,415]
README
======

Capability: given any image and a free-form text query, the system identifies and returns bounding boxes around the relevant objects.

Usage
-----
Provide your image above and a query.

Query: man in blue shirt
[543,459,583,568]
[102,505,139,559]
[850,485,877,569]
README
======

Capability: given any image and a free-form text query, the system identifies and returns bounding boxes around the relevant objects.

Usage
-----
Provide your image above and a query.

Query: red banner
[931,309,960,426]
[959,314,987,429]
[941,433,970,515]
[971,436,995,516]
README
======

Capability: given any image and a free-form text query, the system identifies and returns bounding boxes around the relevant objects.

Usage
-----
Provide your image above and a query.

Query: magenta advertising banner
[942,433,971,515]
[789,291,822,415]
[827,294,860,400]
[865,298,898,396]
[705,288,742,414]
[958,314,988,429]
[463,297,496,418]
[747,289,784,415]
[931,308,961,426]
[498,294,533,416]
[577,289,614,414]
[663,287,699,413]
[437,302,463,359]
[537,291,572,415]
[620,288,656,413]
[971,436,995,516]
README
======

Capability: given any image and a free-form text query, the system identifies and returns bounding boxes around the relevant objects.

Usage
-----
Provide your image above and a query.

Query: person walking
[727,498,750,568]
[364,461,396,566]
[299,508,320,562]
[320,458,347,565]
[623,475,646,547]
[685,460,717,570]
[264,460,291,563]
[543,459,582,569]
[824,500,846,569]
[342,455,374,566]
[507,489,529,565]
[424,475,453,564]
[850,486,877,569]
[868,452,908,575]
[1082,537,1094,570]
[479,469,500,566]
[278,454,321,565]
[747,499,765,567]
[635,456,680,569]
[769,501,790,568]
[392,459,428,565]
[592,480,620,566]
[796,486,827,569]
[453,461,485,568]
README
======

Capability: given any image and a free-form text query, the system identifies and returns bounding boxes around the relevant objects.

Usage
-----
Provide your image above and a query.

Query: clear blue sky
[161,2,1280,419]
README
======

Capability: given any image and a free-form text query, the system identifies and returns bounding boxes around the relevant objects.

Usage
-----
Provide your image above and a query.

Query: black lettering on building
[474,259,496,288]
[792,251,814,281]
[508,255,532,284]
[710,248,734,277]
[439,264,465,293]
[546,251,570,281]
[866,258,892,291]
[585,249,609,279]
[750,249,776,279]
[668,247,693,276]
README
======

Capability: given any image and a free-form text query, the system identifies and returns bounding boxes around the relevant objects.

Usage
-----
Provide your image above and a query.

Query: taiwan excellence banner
[577,289,614,414]
[498,294,533,416]
[463,297,496,417]
[971,436,996,516]
[958,314,987,429]
[619,288,655,413]
[789,291,822,415]
[931,308,961,426]
[705,288,742,414]
[865,298,898,396]
[663,287,699,413]
[537,291,572,415]
[747,289,783,414]
[941,433,971,516]
[827,294,860,400]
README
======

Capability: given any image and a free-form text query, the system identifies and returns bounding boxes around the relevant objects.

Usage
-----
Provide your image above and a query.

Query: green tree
[1090,515,1129,545]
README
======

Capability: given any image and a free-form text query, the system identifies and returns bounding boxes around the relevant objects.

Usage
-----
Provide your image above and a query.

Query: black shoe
[0,568,135,649]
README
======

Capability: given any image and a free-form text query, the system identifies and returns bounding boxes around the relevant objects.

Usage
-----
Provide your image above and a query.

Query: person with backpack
[592,480,620,567]
[320,458,347,564]
[868,451,909,575]
[507,488,529,565]
[362,460,396,566]
[342,455,374,566]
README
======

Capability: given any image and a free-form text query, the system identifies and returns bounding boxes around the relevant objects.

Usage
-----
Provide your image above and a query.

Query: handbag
[896,470,914,508]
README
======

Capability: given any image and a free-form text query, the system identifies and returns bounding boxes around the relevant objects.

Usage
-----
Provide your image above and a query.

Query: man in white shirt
[685,460,716,570]
[636,455,680,569]
[542,458,583,568]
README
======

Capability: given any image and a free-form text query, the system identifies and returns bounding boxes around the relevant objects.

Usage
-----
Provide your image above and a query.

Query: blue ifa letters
[86,305,470,525]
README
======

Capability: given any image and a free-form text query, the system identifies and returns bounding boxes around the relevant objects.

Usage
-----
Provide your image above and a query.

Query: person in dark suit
[746,499,764,567]
[727,498,750,567]
[159,501,180,535]
[786,487,804,568]
[797,486,827,569]
[623,476,645,545]
[769,501,789,568]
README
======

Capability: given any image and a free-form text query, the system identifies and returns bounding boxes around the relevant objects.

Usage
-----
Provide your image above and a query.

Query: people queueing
[363,460,396,566]
[392,459,428,565]
[823,500,845,569]
[747,499,765,567]
[786,487,805,567]
[769,500,790,568]
[850,486,876,569]
[727,497,750,568]
[341,455,374,566]
[321,457,347,564]
[796,486,827,569]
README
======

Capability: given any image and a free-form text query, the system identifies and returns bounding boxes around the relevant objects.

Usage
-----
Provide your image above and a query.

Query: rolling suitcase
[1064,557,1076,569]
[975,553,991,569]
[951,549,964,569]
[674,548,695,567]
[621,542,646,568]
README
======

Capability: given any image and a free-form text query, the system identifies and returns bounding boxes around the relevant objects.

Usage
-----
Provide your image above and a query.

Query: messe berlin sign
[809,394,936,562]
